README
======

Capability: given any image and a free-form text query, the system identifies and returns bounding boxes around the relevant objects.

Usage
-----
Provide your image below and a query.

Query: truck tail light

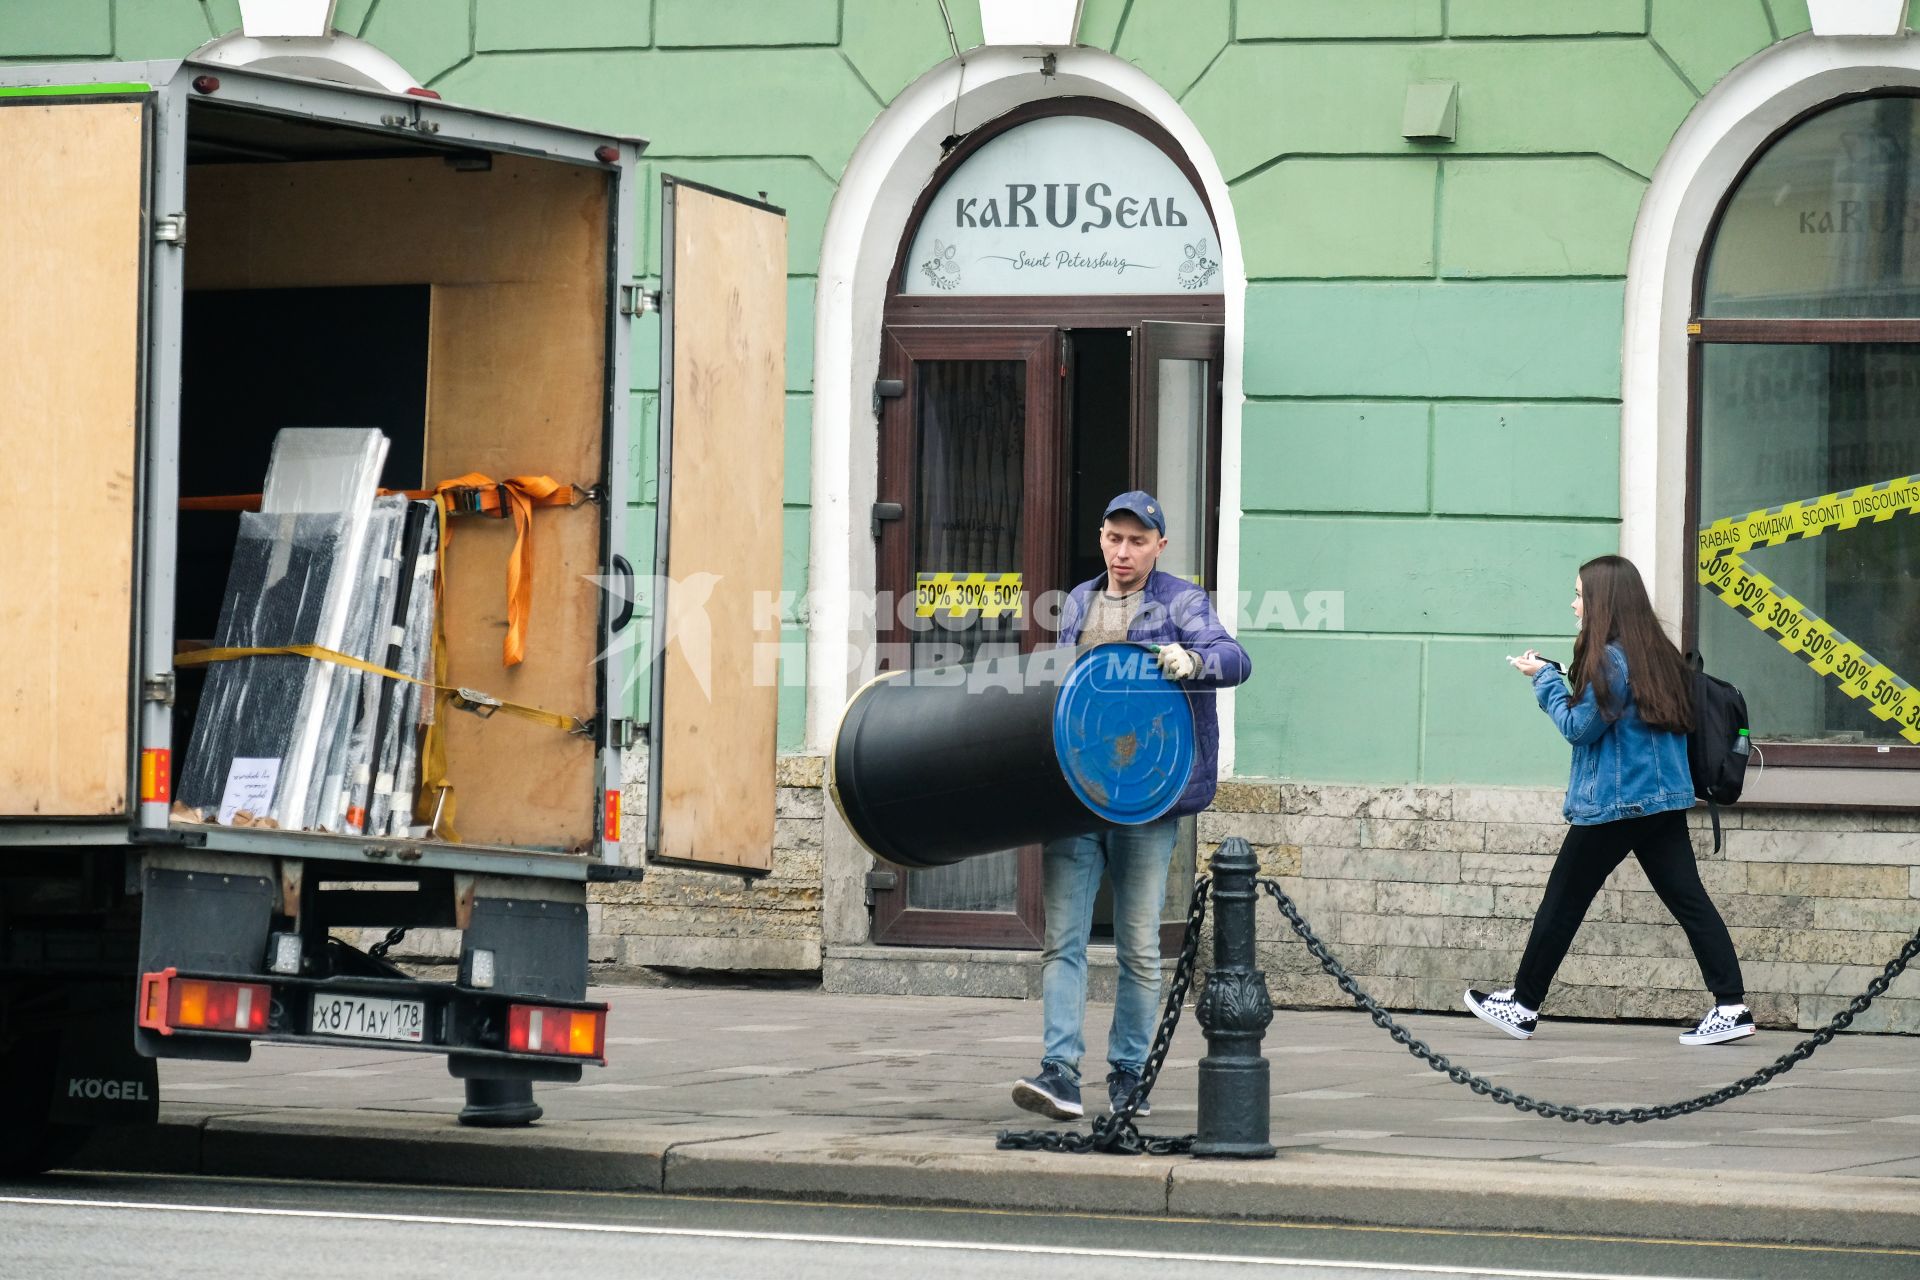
[140,749,171,803]
[138,969,270,1036]
[506,1003,605,1060]
[604,789,620,842]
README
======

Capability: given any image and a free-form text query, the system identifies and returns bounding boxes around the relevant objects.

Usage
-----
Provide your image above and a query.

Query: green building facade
[11,0,1920,1029]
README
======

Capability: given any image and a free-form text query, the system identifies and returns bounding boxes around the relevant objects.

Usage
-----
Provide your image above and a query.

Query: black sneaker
[1464,987,1538,1040]
[1680,1005,1755,1046]
[1012,1062,1083,1120]
[1106,1069,1151,1118]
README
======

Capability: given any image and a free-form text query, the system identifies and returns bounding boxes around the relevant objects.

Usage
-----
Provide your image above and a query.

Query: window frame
[1686,89,1920,771]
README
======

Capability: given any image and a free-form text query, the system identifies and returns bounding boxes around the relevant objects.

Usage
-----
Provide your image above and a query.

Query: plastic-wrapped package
[177,428,388,828]
[176,511,350,823]
[341,500,429,832]
[260,429,389,828]
[308,497,406,831]
[369,505,439,837]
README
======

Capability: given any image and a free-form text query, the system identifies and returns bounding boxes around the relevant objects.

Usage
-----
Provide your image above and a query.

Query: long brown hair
[1571,555,1693,733]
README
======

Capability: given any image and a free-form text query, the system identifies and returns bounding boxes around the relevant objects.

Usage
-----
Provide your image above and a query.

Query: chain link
[368,927,409,961]
[997,877,1212,1156]
[1260,876,1920,1125]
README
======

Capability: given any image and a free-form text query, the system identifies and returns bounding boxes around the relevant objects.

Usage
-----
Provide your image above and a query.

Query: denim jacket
[1057,570,1252,817]
[1533,643,1695,826]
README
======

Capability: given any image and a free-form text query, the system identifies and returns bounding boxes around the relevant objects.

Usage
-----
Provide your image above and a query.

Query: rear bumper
[135,967,607,1076]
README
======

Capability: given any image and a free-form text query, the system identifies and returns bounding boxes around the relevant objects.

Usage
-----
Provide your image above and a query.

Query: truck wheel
[0,1046,91,1177]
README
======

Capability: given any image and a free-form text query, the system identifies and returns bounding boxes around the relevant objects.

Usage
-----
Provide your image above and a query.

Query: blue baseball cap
[1103,490,1166,536]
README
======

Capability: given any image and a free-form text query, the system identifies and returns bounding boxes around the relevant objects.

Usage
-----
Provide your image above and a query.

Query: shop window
[1692,94,1920,762]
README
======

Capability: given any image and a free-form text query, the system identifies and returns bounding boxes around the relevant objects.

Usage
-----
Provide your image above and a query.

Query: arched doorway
[869,98,1225,948]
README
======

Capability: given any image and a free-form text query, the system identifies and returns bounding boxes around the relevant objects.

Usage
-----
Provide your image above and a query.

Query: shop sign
[904,114,1222,296]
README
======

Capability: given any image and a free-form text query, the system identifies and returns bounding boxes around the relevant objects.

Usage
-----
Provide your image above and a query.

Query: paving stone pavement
[71,984,1920,1245]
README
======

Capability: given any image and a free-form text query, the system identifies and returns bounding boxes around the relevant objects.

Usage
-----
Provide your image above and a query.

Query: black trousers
[1513,809,1744,1012]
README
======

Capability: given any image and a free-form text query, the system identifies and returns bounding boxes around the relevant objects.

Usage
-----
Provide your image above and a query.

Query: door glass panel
[906,359,1027,912]
[913,360,1026,669]
[1153,358,1209,583]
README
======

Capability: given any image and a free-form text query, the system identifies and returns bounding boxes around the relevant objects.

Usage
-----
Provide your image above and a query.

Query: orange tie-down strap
[180,475,585,670]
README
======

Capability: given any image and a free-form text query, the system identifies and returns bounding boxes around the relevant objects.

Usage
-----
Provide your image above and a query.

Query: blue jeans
[1040,816,1181,1082]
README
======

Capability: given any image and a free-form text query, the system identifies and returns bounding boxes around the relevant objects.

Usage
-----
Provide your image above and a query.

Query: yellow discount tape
[915,571,1024,618]
[1699,472,1920,559]
[1697,549,1920,744]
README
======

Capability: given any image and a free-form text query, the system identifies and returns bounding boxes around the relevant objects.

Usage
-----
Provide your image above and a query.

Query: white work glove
[1156,642,1202,681]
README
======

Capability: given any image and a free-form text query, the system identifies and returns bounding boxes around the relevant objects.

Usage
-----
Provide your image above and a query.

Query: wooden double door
[869,313,1223,948]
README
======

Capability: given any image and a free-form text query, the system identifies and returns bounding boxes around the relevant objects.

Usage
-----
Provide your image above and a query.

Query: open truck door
[646,178,789,875]
[0,88,161,1176]
[0,90,149,822]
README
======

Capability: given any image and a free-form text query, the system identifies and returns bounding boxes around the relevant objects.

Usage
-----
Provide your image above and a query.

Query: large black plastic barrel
[829,642,1196,869]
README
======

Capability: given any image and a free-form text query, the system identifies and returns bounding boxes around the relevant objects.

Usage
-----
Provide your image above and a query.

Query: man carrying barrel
[1013,491,1252,1122]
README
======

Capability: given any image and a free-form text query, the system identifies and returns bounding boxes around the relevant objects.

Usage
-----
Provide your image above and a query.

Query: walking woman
[1465,555,1753,1047]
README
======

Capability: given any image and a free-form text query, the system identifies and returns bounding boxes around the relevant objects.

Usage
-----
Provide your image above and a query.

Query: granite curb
[67,1104,1920,1249]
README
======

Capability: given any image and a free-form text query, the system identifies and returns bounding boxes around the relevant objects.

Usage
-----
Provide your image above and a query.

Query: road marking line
[53,1170,1920,1260]
[0,1194,1727,1279]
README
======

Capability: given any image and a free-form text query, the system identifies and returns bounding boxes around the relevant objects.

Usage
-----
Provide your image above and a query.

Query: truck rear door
[0,88,151,820]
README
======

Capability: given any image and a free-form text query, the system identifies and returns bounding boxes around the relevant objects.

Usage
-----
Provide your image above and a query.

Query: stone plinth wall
[1201,781,1920,1033]
[590,750,829,971]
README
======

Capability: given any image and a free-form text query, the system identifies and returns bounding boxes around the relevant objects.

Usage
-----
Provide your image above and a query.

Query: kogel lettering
[67,1077,151,1101]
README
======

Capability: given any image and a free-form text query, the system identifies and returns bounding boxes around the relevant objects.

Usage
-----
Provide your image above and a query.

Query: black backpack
[1684,652,1751,851]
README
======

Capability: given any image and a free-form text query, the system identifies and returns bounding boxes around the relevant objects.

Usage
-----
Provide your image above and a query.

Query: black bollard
[1191,836,1276,1158]
[459,1077,543,1127]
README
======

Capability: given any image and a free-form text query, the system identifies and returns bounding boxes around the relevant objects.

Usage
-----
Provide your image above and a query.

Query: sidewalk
[76,983,1920,1247]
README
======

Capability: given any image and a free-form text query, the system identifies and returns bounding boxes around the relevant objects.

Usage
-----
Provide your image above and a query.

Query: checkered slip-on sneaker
[1680,1005,1755,1046]
[1464,987,1538,1040]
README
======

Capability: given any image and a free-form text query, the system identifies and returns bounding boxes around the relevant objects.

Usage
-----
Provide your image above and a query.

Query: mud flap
[49,990,159,1127]
[135,862,275,1060]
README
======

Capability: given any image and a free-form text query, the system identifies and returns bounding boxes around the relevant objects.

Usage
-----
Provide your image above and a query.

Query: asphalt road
[0,1172,1913,1280]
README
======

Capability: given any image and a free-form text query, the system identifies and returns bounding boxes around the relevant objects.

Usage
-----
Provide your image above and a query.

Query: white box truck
[0,37,673,1172]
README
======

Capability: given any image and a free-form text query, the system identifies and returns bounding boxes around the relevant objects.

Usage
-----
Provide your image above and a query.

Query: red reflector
[507,1003,606,1059]
[604,789,620,843]
[138,970,268,1035]
[140,748,171,803]
[405,86,442,99]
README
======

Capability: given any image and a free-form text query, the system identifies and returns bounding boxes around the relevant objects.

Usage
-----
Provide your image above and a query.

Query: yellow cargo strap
[172,644,586,736]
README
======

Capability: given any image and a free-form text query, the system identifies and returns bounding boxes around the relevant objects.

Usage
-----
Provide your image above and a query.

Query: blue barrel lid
[1052,642,1196,825]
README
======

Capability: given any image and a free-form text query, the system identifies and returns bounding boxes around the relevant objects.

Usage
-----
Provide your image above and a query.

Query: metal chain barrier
[997,877,1212,1156]
[1261,876,1920,1125]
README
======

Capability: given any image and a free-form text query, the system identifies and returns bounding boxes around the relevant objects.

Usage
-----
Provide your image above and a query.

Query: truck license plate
[310,994,425,1043]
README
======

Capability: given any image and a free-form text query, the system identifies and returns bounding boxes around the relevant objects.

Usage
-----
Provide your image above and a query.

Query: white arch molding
[805,48,1247,771]
[1622,31,1920,625]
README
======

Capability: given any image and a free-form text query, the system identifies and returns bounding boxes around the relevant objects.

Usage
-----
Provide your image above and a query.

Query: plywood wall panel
[0,102,144,817]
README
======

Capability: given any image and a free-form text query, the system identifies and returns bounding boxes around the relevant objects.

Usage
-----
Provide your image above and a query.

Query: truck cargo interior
[172,101,611,855]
